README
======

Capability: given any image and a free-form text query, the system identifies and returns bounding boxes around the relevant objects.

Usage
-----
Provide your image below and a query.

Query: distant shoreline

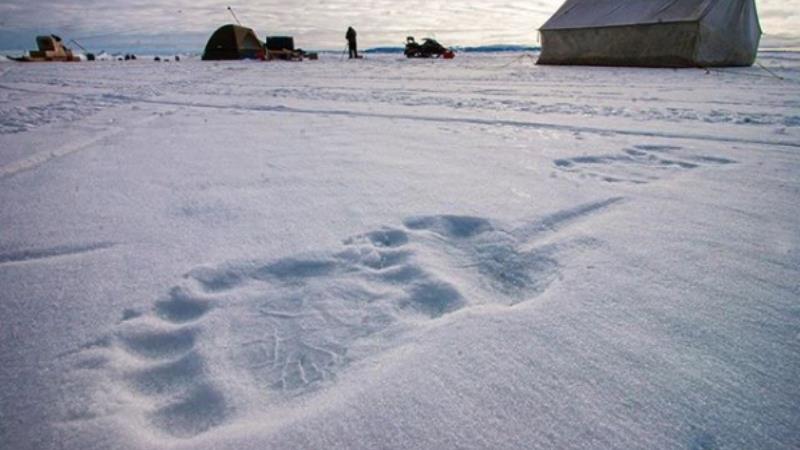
[2,45,798,59]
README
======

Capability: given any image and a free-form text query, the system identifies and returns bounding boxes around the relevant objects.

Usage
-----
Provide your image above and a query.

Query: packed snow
[0,52,799,449]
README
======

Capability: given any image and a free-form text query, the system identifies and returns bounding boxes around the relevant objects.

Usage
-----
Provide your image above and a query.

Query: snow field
[1,52,799,449]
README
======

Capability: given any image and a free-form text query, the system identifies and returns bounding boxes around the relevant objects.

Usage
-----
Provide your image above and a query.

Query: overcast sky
[1,0,798,51]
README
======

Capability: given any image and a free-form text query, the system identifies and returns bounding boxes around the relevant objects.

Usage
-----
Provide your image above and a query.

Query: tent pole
[227,6,242,26]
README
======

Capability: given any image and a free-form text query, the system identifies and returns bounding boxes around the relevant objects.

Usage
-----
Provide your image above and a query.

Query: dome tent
[537,0,761,67]
[202,24,264,61]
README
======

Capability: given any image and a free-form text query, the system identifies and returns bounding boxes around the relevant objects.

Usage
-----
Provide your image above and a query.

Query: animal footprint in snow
[76,200,618,438]
[554,144,736,184]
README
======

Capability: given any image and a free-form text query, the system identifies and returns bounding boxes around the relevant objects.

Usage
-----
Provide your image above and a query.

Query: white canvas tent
[538,0,761,67]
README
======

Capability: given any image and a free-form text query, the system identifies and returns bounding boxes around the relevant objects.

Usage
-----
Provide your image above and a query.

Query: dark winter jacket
[346,27,357,43]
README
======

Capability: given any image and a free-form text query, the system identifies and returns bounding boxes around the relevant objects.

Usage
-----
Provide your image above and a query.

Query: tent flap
[695,0,761,66]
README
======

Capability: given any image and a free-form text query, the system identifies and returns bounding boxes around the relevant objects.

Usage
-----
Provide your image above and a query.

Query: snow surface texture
[1,53,799,449]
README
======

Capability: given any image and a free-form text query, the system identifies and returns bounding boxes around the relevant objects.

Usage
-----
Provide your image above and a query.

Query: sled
[11,35,80,62]
[266,36,318,61]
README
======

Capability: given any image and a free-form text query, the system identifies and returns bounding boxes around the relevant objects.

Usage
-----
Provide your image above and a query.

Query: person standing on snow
[346,26,358,59]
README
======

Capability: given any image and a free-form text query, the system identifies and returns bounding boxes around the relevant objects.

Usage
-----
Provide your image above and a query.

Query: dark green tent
[202,24,264,61]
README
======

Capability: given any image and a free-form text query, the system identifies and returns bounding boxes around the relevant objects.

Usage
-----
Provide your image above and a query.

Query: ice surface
[0,52,799,449]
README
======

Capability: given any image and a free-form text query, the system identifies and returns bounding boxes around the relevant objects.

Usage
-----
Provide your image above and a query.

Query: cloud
[0,0,797,50]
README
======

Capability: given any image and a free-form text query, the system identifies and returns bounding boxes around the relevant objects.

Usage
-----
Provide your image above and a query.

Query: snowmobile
[404,37,455,59]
